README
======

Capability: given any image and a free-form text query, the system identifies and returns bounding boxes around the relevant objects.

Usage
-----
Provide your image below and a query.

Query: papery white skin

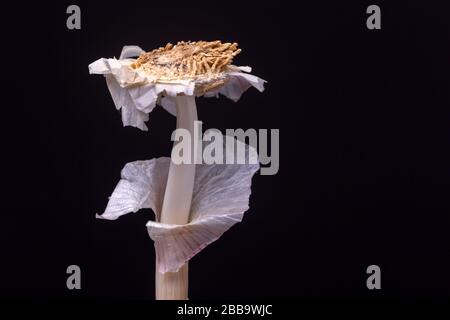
[88,46,266,130]
[97,137,259,273]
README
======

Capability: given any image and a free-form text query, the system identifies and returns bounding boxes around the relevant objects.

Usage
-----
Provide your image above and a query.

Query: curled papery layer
[97,137,259,273]
[88,46,266,130]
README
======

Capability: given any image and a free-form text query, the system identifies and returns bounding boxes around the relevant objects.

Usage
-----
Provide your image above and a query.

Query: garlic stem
[155,95,198,300]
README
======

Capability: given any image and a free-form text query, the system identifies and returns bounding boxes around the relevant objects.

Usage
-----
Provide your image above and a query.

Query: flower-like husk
[97,137,259,273]
[89,45,266,131]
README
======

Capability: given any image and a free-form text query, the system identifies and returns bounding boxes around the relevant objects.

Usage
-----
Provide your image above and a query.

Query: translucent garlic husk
[97,135,259,273]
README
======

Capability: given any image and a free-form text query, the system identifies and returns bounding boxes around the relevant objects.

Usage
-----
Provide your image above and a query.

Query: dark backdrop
[1,0,449,300]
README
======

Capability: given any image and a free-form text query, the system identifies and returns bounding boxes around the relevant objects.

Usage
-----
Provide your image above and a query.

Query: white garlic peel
[88,46,266,130]
[97,137,259,273]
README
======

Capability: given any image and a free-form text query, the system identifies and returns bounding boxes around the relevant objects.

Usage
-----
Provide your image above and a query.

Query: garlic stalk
[155,95,198,300]
[89,41,266,300]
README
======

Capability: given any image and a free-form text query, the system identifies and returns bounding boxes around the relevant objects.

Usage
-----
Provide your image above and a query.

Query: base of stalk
[155,263,189,300]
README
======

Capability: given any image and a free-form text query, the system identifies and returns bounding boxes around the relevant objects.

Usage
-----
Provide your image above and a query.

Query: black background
[1,0,449,301]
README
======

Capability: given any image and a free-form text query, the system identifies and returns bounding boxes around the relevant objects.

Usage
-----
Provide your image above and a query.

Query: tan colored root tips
[134,40,241,85]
